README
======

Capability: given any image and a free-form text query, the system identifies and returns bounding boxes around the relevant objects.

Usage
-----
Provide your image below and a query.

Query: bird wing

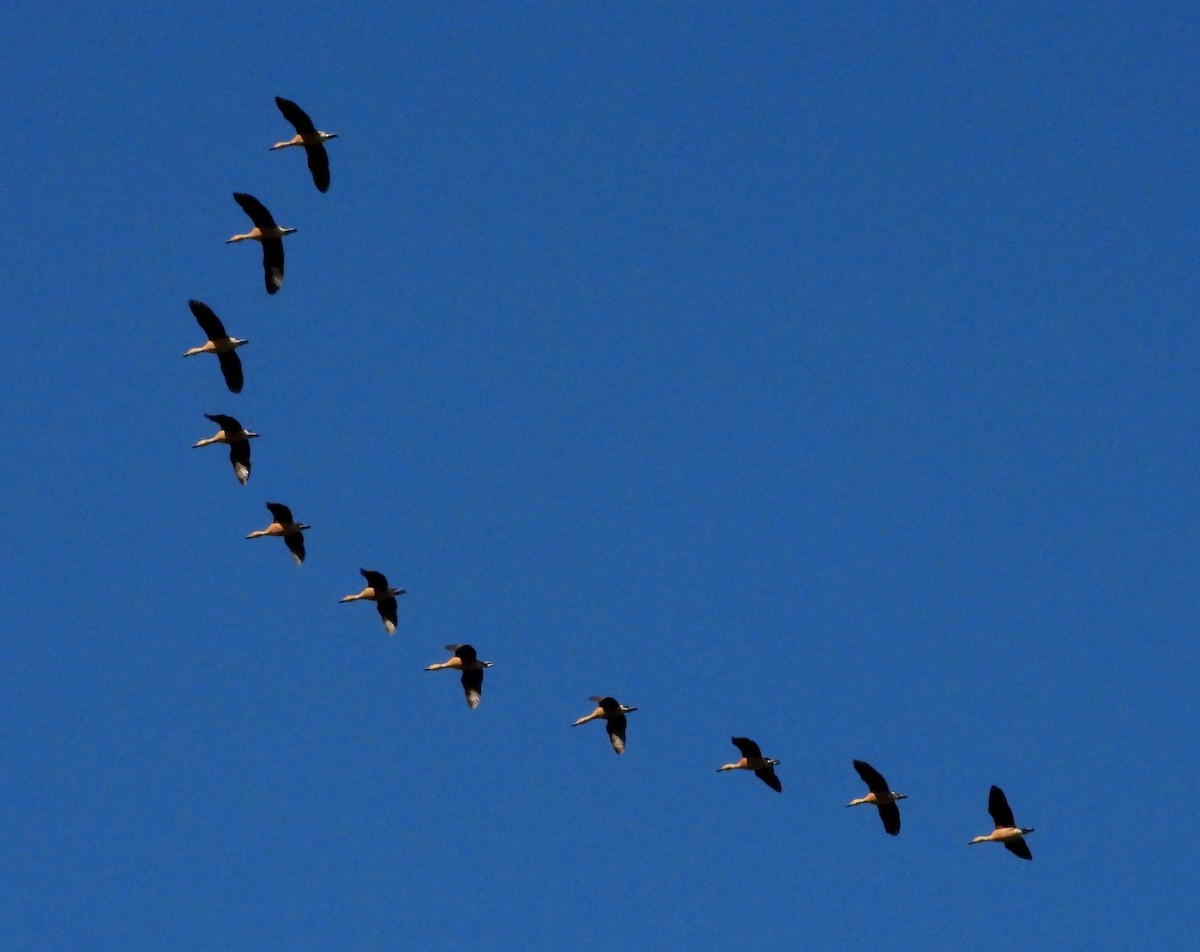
[594,696,620,713]
[731,737,763,759]
[305,143,331,193]
[275,96,317,135]
[853,759,890,795]
[461,668,484,709]
[266,502,294,523]
[285,531,306,564]
[188,299,227,339]
[261,239,284,294]
[205,412,240,430]
[877,801,901,836]
[1003,838,1032,861]
[360,568,388,589]
[453,644,478,663]
[606,714,627,754]
[753,765,782,792]
[217,350,244,393]
[377,597,398,635]
[233,192,277,230]
[988,785,1016,829]
[229,441,251,484]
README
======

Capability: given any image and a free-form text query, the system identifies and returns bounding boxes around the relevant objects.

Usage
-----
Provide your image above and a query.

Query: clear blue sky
[3,2,1198,949]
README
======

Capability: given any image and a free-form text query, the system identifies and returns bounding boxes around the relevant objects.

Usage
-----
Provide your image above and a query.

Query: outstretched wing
[853,759,890,795]
[261,239,284,294]
[265,502,294,523]
[988,785,1016,828]
[377,597,398,635]
[306,143,331,193]
[205,412,241,430]
[217,350,243,393]
[233,192,277,230]
[188,299,227,339]
[285,531,306,565]
[360,568,389,589]
[731,737,763,760]
[606,714,627,754]
[754,765,782,792]
[877,802,901,836]
[275,96,317,135]
[229,441,251,485]
[1004,838,1032,860]
[461,668,484,709]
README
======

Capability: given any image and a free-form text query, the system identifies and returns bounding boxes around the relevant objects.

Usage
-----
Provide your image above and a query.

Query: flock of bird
[184,96,1037,861]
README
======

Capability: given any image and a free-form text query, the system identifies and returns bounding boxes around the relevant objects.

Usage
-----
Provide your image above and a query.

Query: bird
[340,569,405,634]
[425,644,493,709]
[192,413,258,484]
[183,300,247,393]
[245,502,310,565]
[572,697,637,754]
[970,785,1034,860]
[717,737,782,792]
[227,193,295,294]
[271,96,338,193]
[847,760,906,834]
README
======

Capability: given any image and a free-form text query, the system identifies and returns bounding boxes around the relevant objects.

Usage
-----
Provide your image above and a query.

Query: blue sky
[3,2,1198,949]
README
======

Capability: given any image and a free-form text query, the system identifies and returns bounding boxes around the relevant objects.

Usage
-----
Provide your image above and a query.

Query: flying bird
[227,193,295,294]
[572,697,637,754]
[245,502,310,565]
[717,737,782,792]
[340,568,405,634]
[847,760,906,834]
[192,413,258,484]
[425,644,493,709]
[969,785,1034,860]
[271,96,338,192]
[183,300,247,393]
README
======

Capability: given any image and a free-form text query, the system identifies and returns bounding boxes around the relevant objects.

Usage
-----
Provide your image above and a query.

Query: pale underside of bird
[245,501,310,564]
[183,299,247,393]
[970,785,1034,860]
[717,737,782,792]
[340,568,405,634]
[847,759,905,834]
[572,696,637,754]
[426,644,493,709]
[227,192,295,294]
[192,412,257,484]
[271,96,338,193]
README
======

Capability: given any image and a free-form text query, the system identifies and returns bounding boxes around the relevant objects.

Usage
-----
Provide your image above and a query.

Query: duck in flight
[192,413,257,484]
[572,697,637,754]
[970,785,1034,860]
[245,502,310,565]
[425,644,493,709]
[227,193,295,294]
[340,569,405,634]
[183,300,247,393]
[271,96,338,193]
[847,760,905,834]
[717,737,782,792]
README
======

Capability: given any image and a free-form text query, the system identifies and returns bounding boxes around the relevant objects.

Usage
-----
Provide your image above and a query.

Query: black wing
[453,644,478,663]
[606,714,627,754]
[265,502,294,523]
[305,143,331,193]
[754,765,782,792]
[853,759,890,795]
[233,192,277,230]
[461,668,484,709]
[988,785,1016,828]
[261,238,284,294]
[205,412,241,430]
[217,350,243,393]
[275,96,317,135]
[1003,838,1032,861]
[377,597,398,633]
[732,737,764,760]
[229,441,251,485]
[285,531,306,564]
[877,802,901,836]
[360,568,389,589]
[188,299,227,339]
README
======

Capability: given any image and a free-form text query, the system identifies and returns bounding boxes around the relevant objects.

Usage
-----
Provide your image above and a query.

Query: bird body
[426,644,493,708]
[573,696,637,754]
[245,502,310,564]
[340,569,405,634]
[970,785,1034,859]
[718,737,782,792]
[227,193,295,294]
[848,760,905,834]
[271,96,337,192]
[192,413,258,484]
[183,300,246,393]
